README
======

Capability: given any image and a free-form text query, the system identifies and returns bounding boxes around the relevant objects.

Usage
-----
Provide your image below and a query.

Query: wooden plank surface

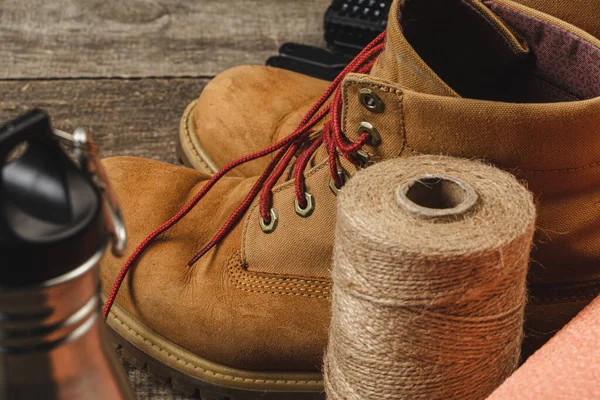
[0,78,209,164]
[124,359,194,400]
[0,0,330,79]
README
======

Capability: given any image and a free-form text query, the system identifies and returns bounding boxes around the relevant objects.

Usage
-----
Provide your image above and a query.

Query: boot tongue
[371,0,531,100]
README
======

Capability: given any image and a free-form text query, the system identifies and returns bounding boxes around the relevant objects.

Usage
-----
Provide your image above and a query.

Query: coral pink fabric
[487,295,600,399]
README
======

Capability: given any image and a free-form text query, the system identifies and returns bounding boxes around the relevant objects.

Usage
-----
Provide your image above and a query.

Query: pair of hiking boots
[102,0,600,399]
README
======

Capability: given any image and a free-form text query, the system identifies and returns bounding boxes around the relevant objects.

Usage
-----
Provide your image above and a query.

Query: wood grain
[123,359,194,400]
[0,78,209,164]
[0,0,330,79]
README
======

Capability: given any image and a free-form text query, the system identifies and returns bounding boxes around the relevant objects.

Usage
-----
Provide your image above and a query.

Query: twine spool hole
[397,174,478,219]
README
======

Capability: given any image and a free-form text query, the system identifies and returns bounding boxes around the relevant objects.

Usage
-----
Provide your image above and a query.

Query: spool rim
[396,174,478,219]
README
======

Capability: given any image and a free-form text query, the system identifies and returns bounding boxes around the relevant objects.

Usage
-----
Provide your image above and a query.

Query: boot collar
[342,74,600,172]
[342,0,600,171]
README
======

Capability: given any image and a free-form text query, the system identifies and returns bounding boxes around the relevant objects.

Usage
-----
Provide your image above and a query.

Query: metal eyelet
[295,192,315,218]
[260,208,278,234]
[357,121,381,147]
[329,170,349,196]
[359,88,385,113]
[355,149,372,168]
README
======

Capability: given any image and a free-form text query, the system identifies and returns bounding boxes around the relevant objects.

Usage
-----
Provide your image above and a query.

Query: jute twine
[325,155,536,400]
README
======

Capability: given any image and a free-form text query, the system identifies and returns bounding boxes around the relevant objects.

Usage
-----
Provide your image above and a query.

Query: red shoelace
[103,32,387,319]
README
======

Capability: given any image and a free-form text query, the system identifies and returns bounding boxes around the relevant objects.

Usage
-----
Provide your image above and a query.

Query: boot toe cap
[99,156,328,372]
[192,65,330,176]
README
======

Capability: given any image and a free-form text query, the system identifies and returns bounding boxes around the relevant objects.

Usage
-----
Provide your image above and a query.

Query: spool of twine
[325,155,536,400]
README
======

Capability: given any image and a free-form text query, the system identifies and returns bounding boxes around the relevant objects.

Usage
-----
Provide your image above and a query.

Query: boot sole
[177,100,220,174]
[105,299,325,400]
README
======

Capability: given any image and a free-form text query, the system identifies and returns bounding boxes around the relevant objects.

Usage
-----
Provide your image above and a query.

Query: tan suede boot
[177,65,329,177]
[179,0,600,179]
[103,1,600,399]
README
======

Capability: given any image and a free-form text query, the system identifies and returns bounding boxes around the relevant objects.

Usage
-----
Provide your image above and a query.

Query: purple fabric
[487,0,600,101]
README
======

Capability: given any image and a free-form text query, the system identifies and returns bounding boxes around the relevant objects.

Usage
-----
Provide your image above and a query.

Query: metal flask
[0,110,135,399]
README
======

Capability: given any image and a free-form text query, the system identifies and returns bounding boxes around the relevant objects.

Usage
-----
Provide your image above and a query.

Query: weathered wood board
[0,78,209,163]
[0,0,330,79]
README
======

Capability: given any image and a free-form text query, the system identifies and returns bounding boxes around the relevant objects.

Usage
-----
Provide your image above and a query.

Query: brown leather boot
[177,65,329,176]
[103,1,600,398]
[180,0,600,179]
